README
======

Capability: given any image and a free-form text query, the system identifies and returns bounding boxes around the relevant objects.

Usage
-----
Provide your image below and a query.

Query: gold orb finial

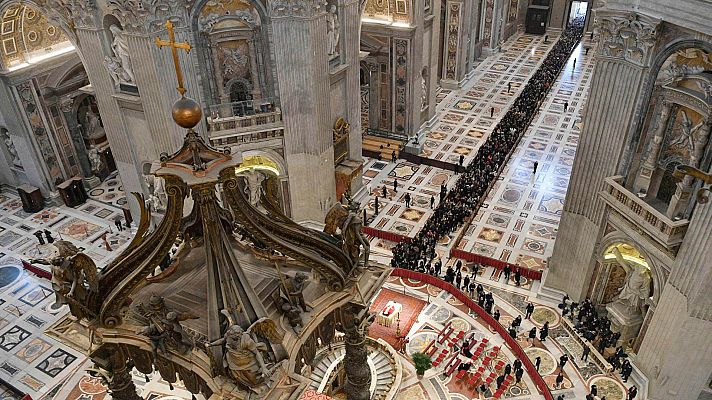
[172,96,202,129]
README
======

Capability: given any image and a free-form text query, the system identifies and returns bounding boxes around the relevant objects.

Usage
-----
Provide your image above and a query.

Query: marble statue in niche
[106,25,135,85]
[2,129,21,168]
[420,75,427,110]
[610,247,652,315]
[327,4,340,57]
[84,110,105,140]
[144,174,167,211]
[670,111,704,158]
[241,169,265,207]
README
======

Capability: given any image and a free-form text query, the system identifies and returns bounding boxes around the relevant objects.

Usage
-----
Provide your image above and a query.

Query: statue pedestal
[606,302,643,347]
[84,175,101,189]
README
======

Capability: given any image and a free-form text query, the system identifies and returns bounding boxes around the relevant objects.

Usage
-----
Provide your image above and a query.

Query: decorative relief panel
[393,38,408,134]
[444,2,461,81]
[15,81,63,183]
[508,0,518,22]
[595,11,660,67]
[660,106,704,167]
[198,0,260,33]
[268,0,326,19]
[483,0,494,43]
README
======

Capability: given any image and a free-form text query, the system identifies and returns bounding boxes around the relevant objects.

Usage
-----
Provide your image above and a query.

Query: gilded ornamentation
[595,11,660,66]
[106,0,196,33]
[29,240,99,320]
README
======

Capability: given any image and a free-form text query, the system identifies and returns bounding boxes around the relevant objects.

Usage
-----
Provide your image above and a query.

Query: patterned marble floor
[87,172,128,208]
[363,33,563,243]
[365,33,596,274]
[0,189,135,398]
[454,38,597,270]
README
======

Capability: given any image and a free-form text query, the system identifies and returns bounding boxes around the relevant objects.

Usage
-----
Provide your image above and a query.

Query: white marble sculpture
[242,170,265,207]
[612,247,652,314]
[153,176,167,211]
[2,130,21,167]
[104,56,131,88]
[84,110,105,139]
[109,25,135,84]
[327,5,340,57]
[420,76,427,110]
[88,145,102,172]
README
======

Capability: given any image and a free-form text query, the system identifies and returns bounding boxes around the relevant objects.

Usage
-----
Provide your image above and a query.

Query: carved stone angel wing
[247,317,284,343]
[69,252,99,292]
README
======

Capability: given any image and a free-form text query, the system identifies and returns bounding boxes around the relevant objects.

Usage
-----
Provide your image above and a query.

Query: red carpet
[368,288,426,348]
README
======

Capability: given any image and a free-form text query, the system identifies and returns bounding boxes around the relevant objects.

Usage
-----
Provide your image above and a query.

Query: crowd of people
[391,18,584,272]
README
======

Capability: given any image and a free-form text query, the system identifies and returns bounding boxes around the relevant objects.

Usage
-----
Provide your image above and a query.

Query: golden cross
[155,20,192,96]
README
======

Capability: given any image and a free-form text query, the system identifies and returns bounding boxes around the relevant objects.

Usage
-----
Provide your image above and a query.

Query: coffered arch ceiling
[0,2,74,71]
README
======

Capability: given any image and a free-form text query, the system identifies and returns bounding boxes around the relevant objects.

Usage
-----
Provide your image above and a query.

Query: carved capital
[107,0,195,33]
[269,0,327,19]
[594,11,660,67]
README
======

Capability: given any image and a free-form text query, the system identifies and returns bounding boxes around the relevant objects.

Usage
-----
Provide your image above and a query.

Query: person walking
[525,302,535,319]
[33,231,45,245]
[114,216,124,231]
[591,384,598,397]
[533,160,539,174]
[391,150,397,163]
[393,179,398,193]
[573,58,577,69]
[514,268,521,286]
[539,321,549,342]
[430,195,435,208]
[503,264,512,282]
[582,345,590,361]
[515,367,524,383]
[563,101,569,112]
[504,363,512,376]
[404,192,411,208]
[555,372,564,389]
[493,309,501,321]
[463,274,470,292]
[508,82,512,93]
[43,230,54,244]
[528,327,537,343]
[559,354,569,369]
[374,196,379,215]
[534,356,541,371]
[382,185,387,198]
[628,386,638,399]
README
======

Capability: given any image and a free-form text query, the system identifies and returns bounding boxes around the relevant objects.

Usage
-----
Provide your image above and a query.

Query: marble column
[342,306,373,400]
[633,100,672,195]
[542,11,660,301]
[247,38,263,100]
[269,0,337,223]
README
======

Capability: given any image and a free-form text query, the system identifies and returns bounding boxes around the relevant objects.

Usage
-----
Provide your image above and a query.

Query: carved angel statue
[29,240,98,320]
[611,247,652,314]
[324,201,370,270]
[206,312,283,392]
[671,111,705,157]
[134,294,199,357]
[240,169,265,207]
[84,110,105,139]
[104,56,132,88]
[88,145,102,172]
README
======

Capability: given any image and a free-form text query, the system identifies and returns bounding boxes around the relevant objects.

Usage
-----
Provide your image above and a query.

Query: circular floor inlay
[530,305,560,328]
[0,265,21,288]
[589,376,626,400]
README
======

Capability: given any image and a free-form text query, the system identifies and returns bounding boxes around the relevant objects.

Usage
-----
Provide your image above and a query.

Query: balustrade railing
[601,176,689,248]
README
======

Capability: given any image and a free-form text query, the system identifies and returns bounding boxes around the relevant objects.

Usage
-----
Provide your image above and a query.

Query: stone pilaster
[543,11,661,300]
[342,0,364,165]
[269,0,337,222]
[635,192,712,398]
[441,1,464,88]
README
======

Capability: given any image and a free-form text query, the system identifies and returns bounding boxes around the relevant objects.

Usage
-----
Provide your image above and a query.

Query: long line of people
[391,18,584,272]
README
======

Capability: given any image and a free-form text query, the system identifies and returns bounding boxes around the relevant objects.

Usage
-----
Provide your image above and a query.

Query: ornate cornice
[268,0,327,19]
[594,11,661,67]
[37,0,97,32]
[106,0,196,33]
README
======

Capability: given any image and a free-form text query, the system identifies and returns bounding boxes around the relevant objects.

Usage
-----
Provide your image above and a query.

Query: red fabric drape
[362,226,411,243]
[449,249,543,280]
[21,260,52,280]
[390,268,553,400]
